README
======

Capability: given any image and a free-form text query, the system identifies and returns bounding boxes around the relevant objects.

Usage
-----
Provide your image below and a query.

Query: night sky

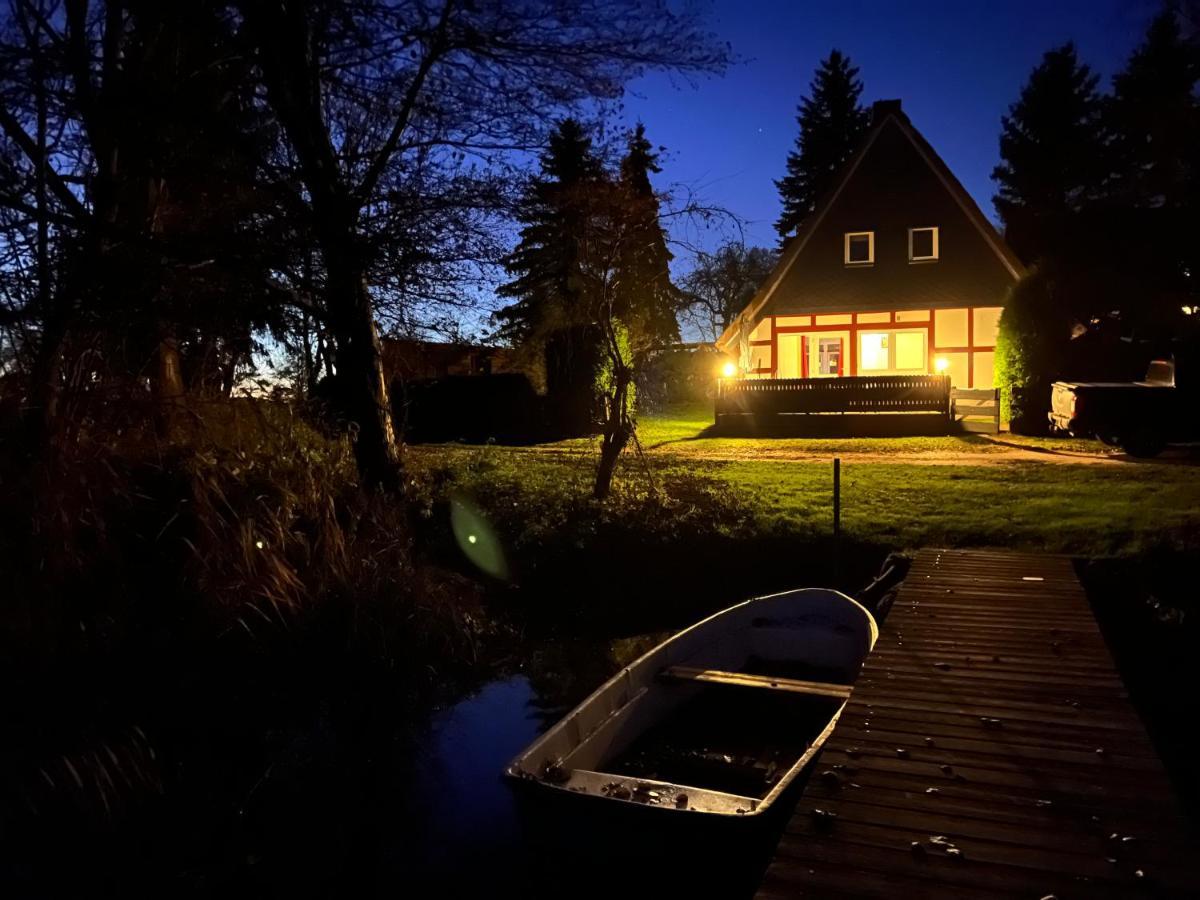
[620,0,1160,252]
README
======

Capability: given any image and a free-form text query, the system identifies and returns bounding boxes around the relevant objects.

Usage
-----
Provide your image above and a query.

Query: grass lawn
[720,458,1197,553]
[409,403,1200,559]
[625,400,1104,456]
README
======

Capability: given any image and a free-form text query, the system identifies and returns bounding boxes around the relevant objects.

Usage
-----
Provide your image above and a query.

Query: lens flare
[450,493,508,580]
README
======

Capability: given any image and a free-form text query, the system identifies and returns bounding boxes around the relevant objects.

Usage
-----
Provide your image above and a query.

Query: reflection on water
[386,634,661,893]
[384,634,785,898]
[401,675,545,886]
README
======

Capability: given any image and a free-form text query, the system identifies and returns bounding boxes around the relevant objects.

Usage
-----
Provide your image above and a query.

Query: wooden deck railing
[715,375,951,432]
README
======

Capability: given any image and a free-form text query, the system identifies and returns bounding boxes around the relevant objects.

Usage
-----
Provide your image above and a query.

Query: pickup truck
[1048,357,1197,457]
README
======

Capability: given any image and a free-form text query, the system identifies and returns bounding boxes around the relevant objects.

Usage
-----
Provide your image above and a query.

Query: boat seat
[659,665,852,700]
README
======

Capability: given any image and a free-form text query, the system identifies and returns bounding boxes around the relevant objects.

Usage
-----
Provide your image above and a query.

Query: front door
[804,334,845,377]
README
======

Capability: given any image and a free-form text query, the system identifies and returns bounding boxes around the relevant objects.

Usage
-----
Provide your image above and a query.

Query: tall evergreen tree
[495,118,607,345]
[1107,10,1200,209]
[1104,10,1200,325]
[612,123,679,354]
[992,43,1107,263]
[775,50,869,243]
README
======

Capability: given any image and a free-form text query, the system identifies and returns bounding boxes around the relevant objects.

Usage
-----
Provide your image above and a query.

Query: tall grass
[0,398,492,894]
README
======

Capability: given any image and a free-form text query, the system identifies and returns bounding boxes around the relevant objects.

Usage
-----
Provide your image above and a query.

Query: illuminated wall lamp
[934,357,950,373]
[720,361,738,378]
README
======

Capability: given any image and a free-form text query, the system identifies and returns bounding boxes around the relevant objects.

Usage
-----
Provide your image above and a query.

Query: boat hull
[505,588,877,819]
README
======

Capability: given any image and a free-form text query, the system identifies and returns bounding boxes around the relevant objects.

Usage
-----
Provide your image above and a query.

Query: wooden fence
[951,387,1001,433]
[715,375,951,434]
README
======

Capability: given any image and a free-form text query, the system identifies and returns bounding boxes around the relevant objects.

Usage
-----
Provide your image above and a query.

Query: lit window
[859,330,927,373]
[895,331,926,369]
[908,226,938,261]
[860,332,889,370]
[844,231,874,265]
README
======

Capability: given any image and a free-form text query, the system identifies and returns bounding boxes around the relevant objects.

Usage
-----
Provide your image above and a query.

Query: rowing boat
[504,588,877,817]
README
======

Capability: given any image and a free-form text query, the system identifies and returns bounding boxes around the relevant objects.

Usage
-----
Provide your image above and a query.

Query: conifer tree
[992,43,1107,263]
[612,123,679,355]
[1107,10,1200,209]
[1104,10,1200,325]
[775,50,869,243]
[495,118,607,345]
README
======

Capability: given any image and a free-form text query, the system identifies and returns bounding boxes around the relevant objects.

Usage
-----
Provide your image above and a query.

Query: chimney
[871,99,903,124]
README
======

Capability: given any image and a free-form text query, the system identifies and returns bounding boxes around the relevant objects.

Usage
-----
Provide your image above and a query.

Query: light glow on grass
[408,401,1200,557]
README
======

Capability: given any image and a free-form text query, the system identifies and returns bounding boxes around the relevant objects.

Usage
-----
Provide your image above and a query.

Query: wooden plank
[800,778,1189,837]
[659,665,852,699]
[952,388,1001,401]
[765,837,1139,900]
[755,549,1199,899]
[830,708,1158,757]
[829,718,1159,761]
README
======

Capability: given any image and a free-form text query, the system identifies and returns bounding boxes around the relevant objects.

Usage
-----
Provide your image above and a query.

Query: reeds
[0,396,490,840]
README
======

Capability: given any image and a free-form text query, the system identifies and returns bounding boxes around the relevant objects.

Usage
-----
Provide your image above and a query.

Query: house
[380,337,547,443]
[381,338,525,381]
[716,100,1024,391]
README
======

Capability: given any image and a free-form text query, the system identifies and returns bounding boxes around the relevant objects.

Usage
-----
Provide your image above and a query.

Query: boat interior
[509,590,876,816]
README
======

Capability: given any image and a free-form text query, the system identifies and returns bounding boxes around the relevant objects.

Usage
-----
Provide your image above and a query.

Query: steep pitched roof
[716,101,1025,351]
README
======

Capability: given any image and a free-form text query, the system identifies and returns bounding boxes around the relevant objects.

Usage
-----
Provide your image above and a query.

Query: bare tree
[579,173,728,500]
[236,0,727,489]
[679,242,777,342]
[0,1,284,449]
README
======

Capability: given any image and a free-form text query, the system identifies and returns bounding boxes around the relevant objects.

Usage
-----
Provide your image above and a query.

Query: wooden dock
[756,548,1198,899]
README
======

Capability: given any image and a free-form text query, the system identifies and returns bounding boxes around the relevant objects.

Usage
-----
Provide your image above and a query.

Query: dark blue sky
[620,0,1160,251]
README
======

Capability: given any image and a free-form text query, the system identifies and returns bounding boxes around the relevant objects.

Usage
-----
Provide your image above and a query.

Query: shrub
[995,268,1071,433]
[396,373,545,444]
[543,324,605,437]
[636,344,722,409]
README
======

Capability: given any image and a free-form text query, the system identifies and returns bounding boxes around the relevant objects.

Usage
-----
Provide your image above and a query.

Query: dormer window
[908,226,939,262]
[844,231,874,266]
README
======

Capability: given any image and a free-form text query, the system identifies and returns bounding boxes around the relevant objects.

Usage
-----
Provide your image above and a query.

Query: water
[399,674,546,887]
[379,633,654,894]
[383,641,790,898]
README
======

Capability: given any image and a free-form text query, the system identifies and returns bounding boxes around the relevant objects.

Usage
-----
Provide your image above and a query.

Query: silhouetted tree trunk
[239,1,417,490]
[326,249,403,490]
[592,320,635,500]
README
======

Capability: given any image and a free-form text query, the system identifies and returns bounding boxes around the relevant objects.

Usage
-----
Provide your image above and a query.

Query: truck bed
[1049,358,1193,455]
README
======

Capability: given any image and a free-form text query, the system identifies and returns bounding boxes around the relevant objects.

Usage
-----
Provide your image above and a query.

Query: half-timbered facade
[717,100,1024,389]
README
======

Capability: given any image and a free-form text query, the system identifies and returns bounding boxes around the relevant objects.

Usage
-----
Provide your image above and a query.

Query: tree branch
[354,0,457,206]
[0,105,89,220]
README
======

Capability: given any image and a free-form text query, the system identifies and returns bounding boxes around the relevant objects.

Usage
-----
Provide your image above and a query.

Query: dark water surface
[378,640,789,899]
[397,674,545,887]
